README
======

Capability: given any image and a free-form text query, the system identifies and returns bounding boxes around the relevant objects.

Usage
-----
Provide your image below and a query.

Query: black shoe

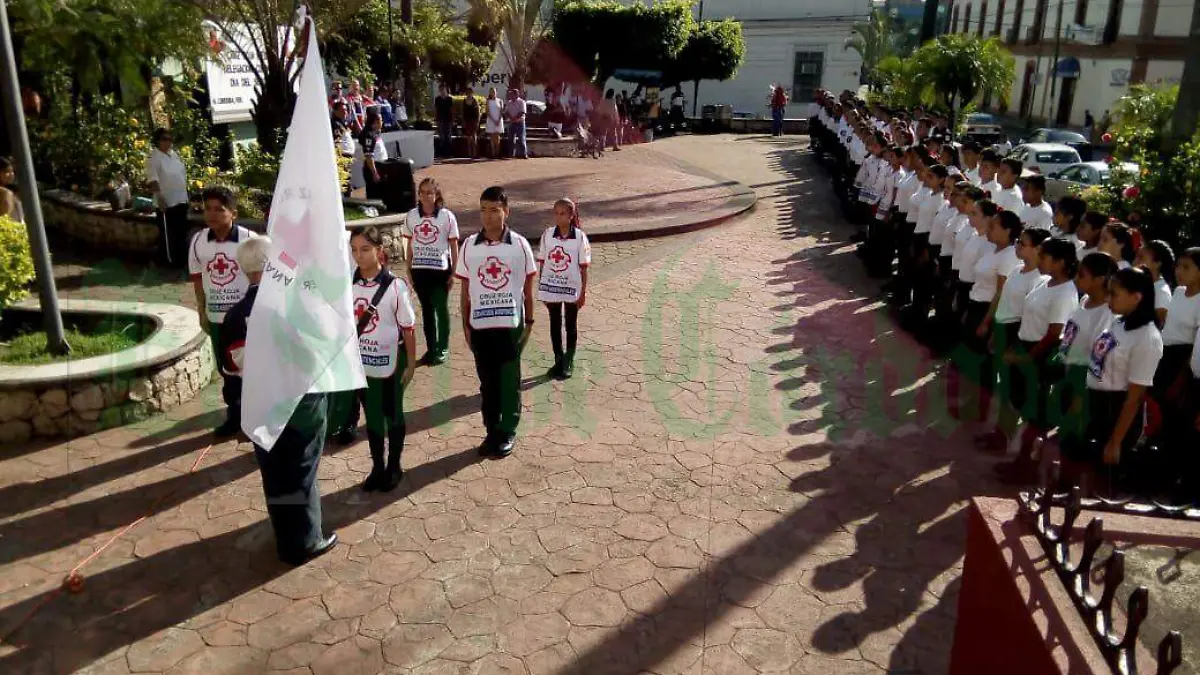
[548,356,563,379]
[281,533,338,567]
[561,352,575,379]
[381,465,403,492]
[493,436,514,458]
[361,467,385,492]
[418,352,435,366]
[428,351,447,365]
[335,429,356,445]
[477,437,498,456]
[214,418,241,439]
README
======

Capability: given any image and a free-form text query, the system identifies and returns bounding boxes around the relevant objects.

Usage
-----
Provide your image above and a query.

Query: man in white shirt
[1020,175,1054,231]
[505,89,529,159]
[146,128,191,268]
[456,186,537,458]
[189,186,254,438]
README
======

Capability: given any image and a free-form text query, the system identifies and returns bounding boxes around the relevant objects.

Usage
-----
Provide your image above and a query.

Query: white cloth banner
[241,16,365,450]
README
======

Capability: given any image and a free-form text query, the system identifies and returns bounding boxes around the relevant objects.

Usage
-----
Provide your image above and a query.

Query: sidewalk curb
[586,184,758,243]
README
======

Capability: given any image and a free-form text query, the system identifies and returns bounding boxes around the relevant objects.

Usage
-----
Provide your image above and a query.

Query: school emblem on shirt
[206,252,240,287]
[1060,320,1079,356]
[547,246,572,273]
[414,218,439,245]
[353,297,380,334]
[1089,331,1118,379]
[478,256,512,291]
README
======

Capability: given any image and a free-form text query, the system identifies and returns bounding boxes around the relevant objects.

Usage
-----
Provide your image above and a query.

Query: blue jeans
[509,121,528,158]
[771,108,784,136]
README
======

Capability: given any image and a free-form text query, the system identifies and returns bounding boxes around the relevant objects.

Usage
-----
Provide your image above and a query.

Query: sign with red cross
[353,297,380,334]
[478,256,512,291]
[547,246,571,273]
[414,218,440,246]
[207,252,240,287]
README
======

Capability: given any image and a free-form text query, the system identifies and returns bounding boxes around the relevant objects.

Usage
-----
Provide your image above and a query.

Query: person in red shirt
[770,85,789,137]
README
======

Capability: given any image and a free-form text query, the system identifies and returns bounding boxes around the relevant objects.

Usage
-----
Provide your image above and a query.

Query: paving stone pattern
[1,135,1011,674]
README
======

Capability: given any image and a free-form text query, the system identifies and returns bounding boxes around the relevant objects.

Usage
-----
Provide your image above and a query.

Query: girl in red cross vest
[537,198,592,379]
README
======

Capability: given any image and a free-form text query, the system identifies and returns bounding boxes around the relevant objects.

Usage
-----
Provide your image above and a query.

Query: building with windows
[946,0,1195,127]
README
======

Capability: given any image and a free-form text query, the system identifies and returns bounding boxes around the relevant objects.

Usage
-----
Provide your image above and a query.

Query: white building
[948,0,1195,126]
[457,0,869,119]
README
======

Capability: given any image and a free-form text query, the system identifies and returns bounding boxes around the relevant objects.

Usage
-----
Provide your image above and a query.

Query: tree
[908,34,1013,127]
[463,0,550,89]
[664,18,745,87]
[198,0,370,155]
[844,9,899,91]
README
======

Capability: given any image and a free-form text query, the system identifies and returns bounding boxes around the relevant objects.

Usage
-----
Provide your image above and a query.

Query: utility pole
[0,0,69,355]
[1167,0,1200,150]
[1045,0,1063,123]
[692,0,704,118]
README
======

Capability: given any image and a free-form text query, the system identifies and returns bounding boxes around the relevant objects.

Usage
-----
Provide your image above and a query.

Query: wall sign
[204,21,295,125]
[1110,68,1130,87]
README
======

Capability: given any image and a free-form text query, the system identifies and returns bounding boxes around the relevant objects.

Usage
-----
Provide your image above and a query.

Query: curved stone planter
[40,187,408,263]
[0,299,214,444]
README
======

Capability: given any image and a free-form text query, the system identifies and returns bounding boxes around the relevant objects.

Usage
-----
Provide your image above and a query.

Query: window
[995,0,1006,35]
[1035,150,1082,164]
[1059,166,1086,181]
[792,52,825,104]
[964,4,972,32]
[952,5,961,31]
[1009,0,1025,42]
[1030,0,1049,42]
[979,1,989,34]
[1103,0,1121,43]
[1075,0,1089,25]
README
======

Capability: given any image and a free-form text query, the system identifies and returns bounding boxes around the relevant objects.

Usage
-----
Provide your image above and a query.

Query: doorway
[1055,76,1077,126]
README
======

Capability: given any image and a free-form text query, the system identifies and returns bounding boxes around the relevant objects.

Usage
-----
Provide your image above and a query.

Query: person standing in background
[435,85,455,156]
[146,128,191,268]
[770,84,789,137]
[505,89,529,159]
[485,87,505,159]
[0,156,23,222]
[345,79,366,132]
[462,88,481,159]
[358,108,387,200]
[598,90,622,151]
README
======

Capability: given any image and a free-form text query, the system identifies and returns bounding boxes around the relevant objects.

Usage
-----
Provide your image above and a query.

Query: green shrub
[0,215,35,311]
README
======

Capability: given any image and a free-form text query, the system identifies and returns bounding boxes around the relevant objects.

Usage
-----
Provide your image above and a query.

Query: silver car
[1044,161,1140,203]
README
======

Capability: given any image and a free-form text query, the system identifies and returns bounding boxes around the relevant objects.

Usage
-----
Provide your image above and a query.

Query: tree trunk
[1168,0,1200,150]
[401,0,415,116]
[253,62,297,155]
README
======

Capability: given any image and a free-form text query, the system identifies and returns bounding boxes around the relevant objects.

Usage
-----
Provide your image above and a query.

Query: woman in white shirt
[537,198,592,379]
[1062,267,1164,495]
[955,199,1005,421]
[146,127,191,268]
[485,87,504,159]
[907,165,949,324]
[1133,239,1176,327]
[1098,221,1137,270]
[403,178,460,365]
[1154,248,1200,408]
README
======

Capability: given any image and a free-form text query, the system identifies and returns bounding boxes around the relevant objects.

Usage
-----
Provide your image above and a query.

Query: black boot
[561,349,575,379]
[382,428,405,492]
[548,350,563,379]
[362,433,386,492]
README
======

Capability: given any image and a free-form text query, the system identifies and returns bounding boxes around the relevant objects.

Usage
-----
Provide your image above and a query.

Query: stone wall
[0,342,213,444]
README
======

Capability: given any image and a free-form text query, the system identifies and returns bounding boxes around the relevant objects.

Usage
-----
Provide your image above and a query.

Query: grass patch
[0,318,142,365]
[344,207,372,221]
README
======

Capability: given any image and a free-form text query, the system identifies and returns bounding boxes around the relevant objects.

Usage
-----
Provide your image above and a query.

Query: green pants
[413,269,451,356]
[470,327,523,439]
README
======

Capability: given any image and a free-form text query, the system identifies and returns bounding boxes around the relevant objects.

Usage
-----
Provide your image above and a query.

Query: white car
[1045,161,1140,203]
[1007,143,1082,177]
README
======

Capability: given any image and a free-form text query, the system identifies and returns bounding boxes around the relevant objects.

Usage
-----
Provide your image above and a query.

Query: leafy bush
[0,214,35,311]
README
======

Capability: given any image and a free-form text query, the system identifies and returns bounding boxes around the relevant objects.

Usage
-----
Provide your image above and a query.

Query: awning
[1055,57,1081,78]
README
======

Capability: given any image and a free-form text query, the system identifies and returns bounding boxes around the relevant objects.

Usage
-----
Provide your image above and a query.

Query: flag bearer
[189,185,254,438]
[537,198,592,379]
[457,186,537,458]
[404,177,460,365]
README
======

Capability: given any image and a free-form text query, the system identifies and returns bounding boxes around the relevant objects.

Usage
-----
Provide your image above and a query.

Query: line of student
[809,90,1200,499]
[189,181,592,496]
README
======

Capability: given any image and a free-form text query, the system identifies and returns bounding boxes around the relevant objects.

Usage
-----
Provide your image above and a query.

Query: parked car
[1008,143,1082,177]
[964,113,1004,144]
[1044,161,1140,203]
[1024,127,1093,160]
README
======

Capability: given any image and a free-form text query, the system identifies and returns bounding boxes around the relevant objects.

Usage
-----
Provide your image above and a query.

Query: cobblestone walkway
[2,135,1007,674]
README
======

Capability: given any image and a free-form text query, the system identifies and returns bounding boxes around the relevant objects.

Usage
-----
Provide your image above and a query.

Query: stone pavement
[2,135,1012,674]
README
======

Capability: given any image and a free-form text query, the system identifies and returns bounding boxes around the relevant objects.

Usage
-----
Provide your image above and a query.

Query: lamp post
[0,0,68,355]
[692,0,703,118]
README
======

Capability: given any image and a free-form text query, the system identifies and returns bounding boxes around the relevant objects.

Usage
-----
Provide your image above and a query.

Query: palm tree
[463,0,549,89]
[845,10,898,91]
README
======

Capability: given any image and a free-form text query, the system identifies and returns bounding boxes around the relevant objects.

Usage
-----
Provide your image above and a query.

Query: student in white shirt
[1099,221,1138,270]
[1019,175,1054,231]
[403,178,460,365]
[537,198,592,380]
[951,188,988,323]
[991,158,1026,214]
[456,186,538,458]
[972,210,1023,341]
[146,127,191,268]
[1052,195,1088,244]
[979,228,1053,454]
[1134,239,1176,328]
[934,183,975,338]
[978,149,1002,196]
[188,186,254,438]
[960,141,983,185]
[1077,211,1107,258]
[956,199,1004,420]
[866,146,903,278]
[908,165,950,323]
[348,226,417,491]
[1154,248,1200,399]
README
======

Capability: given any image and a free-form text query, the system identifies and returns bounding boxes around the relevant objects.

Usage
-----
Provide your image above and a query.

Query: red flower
[1123,185,1141,199]
[1103,155,1113,164]
[1102,133,1113,143]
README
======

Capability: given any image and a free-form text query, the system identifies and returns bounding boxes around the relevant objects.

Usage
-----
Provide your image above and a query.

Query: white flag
[240,15,365,450]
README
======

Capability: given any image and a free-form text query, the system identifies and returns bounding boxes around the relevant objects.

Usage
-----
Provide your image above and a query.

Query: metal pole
[387,0,395,83]
[0,0,68,355]
[692,0,703,118]
[1047,0,1063,123]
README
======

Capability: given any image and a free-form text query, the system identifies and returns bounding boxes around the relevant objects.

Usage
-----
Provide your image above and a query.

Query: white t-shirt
[1021,202,1054,231]
[940,214,968,258]
[991,185,1025,215]
[1018,279,1078,341]
[1162,287,1200,346]
[146,148,189,208]
[1066,233,1085,251]
[895,172,918,213]
[965,166,981,186]
[536,226,592,303]
[1088,320,1164,391]
[1153,278,1173,311]
[188,226,254,324]
[980,178,1000,196]
[1060,298,1115,366]
[352,271,417,378]
[907,186,931,224]
[1080,245,1099,259]
[929,200,956,247]
[403,207,461,271]
[969,244,1018,301]
[953,228,983,273]
[915,191,944,234]
[995,267,1048,324]
[454,229,538,330]
[874,165,897,213]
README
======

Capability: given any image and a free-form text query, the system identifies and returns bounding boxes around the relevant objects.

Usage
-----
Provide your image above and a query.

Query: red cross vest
[536,225,591,303]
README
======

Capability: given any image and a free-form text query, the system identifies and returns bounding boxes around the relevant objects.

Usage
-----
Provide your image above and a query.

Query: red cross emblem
[207,252,239,287]
[353,297,380,334]
[478,256,511,291]
[547,246,571,273]
[414,218,440,246]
